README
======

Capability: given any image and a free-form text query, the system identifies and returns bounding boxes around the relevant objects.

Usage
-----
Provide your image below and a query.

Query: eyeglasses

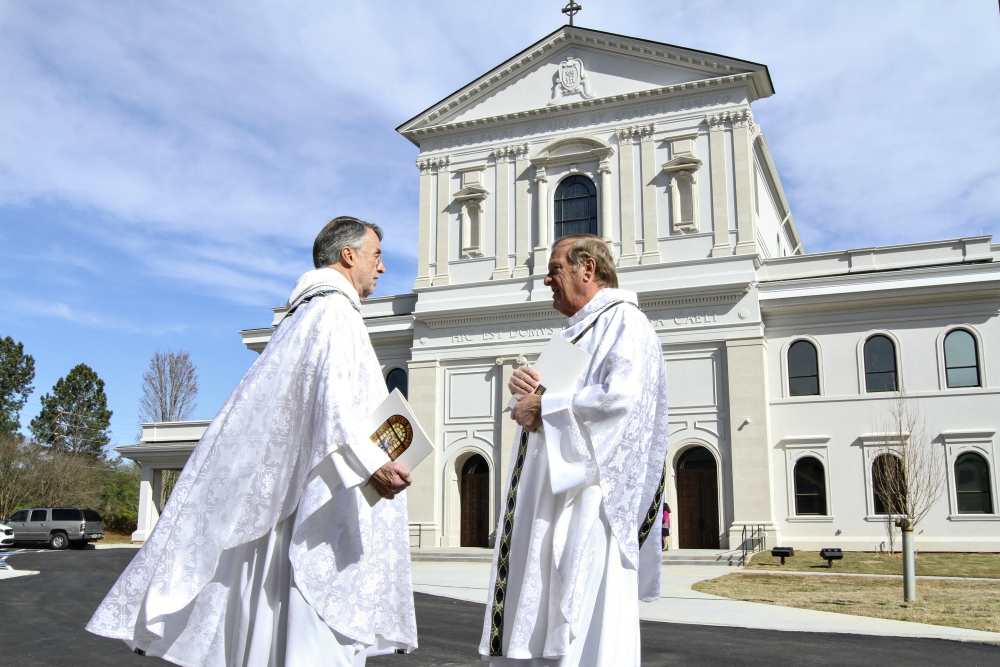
[357,248,384,267]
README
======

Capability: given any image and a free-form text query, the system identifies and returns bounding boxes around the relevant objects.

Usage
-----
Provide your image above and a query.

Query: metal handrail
[739,524,767,566]
[409,523,422,550]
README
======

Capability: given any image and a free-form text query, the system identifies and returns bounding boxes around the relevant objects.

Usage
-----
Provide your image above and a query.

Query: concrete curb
[740,569,999,582]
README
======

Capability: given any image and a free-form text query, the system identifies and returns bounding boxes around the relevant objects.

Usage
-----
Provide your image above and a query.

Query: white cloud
[0,0,997,303]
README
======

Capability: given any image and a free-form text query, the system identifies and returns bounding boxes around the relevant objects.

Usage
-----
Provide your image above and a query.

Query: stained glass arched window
[793,456,827,515]
[955,452,993,514]
[385,368,408,399]
[944,329,980,388]
[864,335,898,392]
[788,340,820,396]
[554,175,597,239]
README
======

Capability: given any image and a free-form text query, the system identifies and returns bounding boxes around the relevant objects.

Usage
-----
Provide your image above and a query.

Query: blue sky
[1,1,998,449]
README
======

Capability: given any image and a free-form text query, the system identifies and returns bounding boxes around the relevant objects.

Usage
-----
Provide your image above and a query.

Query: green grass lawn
[746,551,1000,578]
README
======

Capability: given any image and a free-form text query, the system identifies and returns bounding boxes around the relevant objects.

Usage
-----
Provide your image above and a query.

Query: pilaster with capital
[615,126,641,266]
[491,153,511,279]
[414,160,433,288]
[532,164,549,274]
[706,115,732,257]
[730,109,757,255]
[512,152,532,278]
[598,157,614,248]
[639,125,660,265]
[432,155,452,286]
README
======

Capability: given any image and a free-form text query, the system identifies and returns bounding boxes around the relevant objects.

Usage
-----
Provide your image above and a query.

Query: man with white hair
[480,234,669,667]
[88,217,418,667]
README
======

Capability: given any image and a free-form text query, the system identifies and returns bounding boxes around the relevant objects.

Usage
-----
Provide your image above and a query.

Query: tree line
[0,336,197,533]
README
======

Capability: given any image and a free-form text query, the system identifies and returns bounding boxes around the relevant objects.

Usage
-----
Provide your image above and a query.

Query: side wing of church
[121,26,1000,553]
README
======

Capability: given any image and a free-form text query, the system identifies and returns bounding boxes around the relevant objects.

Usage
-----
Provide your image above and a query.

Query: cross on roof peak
[562,1,582,26]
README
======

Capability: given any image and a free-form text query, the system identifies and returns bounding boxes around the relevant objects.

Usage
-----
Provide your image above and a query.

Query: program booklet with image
[361,388,433,506]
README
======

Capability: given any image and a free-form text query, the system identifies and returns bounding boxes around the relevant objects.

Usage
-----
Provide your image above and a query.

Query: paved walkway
[410,560,1000,645]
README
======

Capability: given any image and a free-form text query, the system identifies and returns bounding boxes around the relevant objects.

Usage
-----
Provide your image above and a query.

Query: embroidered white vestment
[87,269,417,665]
[480,288,669,662]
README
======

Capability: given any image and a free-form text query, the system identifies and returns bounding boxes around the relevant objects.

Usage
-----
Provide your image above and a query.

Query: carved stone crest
[549,53,594,105]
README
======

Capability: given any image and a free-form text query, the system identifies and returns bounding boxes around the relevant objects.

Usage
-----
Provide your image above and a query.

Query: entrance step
[662,549,742,566]
[410,547,494,563]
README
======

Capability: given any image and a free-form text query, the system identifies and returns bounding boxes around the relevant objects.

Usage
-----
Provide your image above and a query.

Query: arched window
[793,456,827,515]
[554,175,597,240]
[864,335,898,392]
[872,454,906,515]
[944,329,981,388]
[788,340,820,396]
[955,452,994,514]
[385,368,408,399]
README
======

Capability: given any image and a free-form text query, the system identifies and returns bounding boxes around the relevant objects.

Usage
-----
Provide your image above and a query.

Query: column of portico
[616,129,639,266]
[512,154,532,278]
[532,165,549,274]
[708,115,733,257]
[414,160,433,288]
[433,157,452,286]
[724,337,779,548]
[598,157,614,250]
[639,126,660,264]
[132,464,163,542]
[492,154,511,280]
[731,110,757,255]
[406,359,442,547]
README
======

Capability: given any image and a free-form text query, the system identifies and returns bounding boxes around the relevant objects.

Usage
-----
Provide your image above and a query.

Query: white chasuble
[480,288,669,665]
[88,269,417,667]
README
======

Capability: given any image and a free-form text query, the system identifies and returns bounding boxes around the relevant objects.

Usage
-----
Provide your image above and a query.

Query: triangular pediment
[398,26,772,144]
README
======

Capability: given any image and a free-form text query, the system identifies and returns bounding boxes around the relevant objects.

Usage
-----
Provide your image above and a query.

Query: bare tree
[138,349,198,427]
[871,392,945,601]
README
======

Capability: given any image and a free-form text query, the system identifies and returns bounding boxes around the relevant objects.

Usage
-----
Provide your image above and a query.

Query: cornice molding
[529,135,614,170]
[397,26,772,144]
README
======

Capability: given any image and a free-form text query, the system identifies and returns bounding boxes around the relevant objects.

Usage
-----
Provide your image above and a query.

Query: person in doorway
[480,234,670,667]
[88,217,417,666]
[662,502,671,551]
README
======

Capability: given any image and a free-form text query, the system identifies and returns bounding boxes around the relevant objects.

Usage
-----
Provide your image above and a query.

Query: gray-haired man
[89,216,418,666]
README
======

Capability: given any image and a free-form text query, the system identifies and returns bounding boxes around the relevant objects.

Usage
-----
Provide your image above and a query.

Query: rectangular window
[30,509,48,522]
[52,509,83,522]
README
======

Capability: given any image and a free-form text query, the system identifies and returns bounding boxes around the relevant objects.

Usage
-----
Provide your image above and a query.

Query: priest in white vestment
[480,234,669,667]
[88,217,418,667]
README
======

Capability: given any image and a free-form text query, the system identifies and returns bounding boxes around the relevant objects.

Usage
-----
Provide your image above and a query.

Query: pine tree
[30,363,113,457]
[0,336,36,436]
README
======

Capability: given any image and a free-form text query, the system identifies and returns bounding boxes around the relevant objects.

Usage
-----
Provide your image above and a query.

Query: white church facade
[120,26,1000,553]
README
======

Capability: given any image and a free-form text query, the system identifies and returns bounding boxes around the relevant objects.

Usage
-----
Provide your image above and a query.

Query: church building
[120,25,1000,553]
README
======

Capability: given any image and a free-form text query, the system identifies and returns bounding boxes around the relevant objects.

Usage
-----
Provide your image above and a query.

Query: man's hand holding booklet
[362,389,433,506]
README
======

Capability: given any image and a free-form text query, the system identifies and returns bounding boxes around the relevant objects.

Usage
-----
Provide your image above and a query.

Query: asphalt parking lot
[2,547,999,666]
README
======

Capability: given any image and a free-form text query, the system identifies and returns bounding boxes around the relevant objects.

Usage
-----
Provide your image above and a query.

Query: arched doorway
[460,454,490,547]
[676,446,720,549]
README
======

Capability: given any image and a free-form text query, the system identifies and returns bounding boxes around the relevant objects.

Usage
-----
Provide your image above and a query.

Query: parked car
[5,507,105,549]
[0,522,13,547]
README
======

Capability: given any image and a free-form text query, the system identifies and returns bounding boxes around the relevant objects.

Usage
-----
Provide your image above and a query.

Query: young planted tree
[0,336,36,436]
[138,349,198,424]
[29,363,113,458]
[871,392,945,602]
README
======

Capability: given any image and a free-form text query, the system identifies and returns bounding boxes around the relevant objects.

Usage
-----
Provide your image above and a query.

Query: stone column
[725,337,779,548]
[732,110,757,256]
[512,153,532,278]
[616,129,639,266]
[708,115,732,257]
[406,359,441,547]
[433,157,452,286]
[639,126,660,264]
[532,165,549,275]
[132,465,162,542]
[598,157,614,249]
[492,156,511,280]
[414,160,433,288]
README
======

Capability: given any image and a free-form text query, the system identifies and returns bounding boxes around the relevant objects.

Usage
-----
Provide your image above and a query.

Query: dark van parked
[5,508,105,549]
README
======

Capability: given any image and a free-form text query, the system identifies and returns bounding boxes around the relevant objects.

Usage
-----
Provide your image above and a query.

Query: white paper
[361,389,434,506]
[506,334,593,496]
